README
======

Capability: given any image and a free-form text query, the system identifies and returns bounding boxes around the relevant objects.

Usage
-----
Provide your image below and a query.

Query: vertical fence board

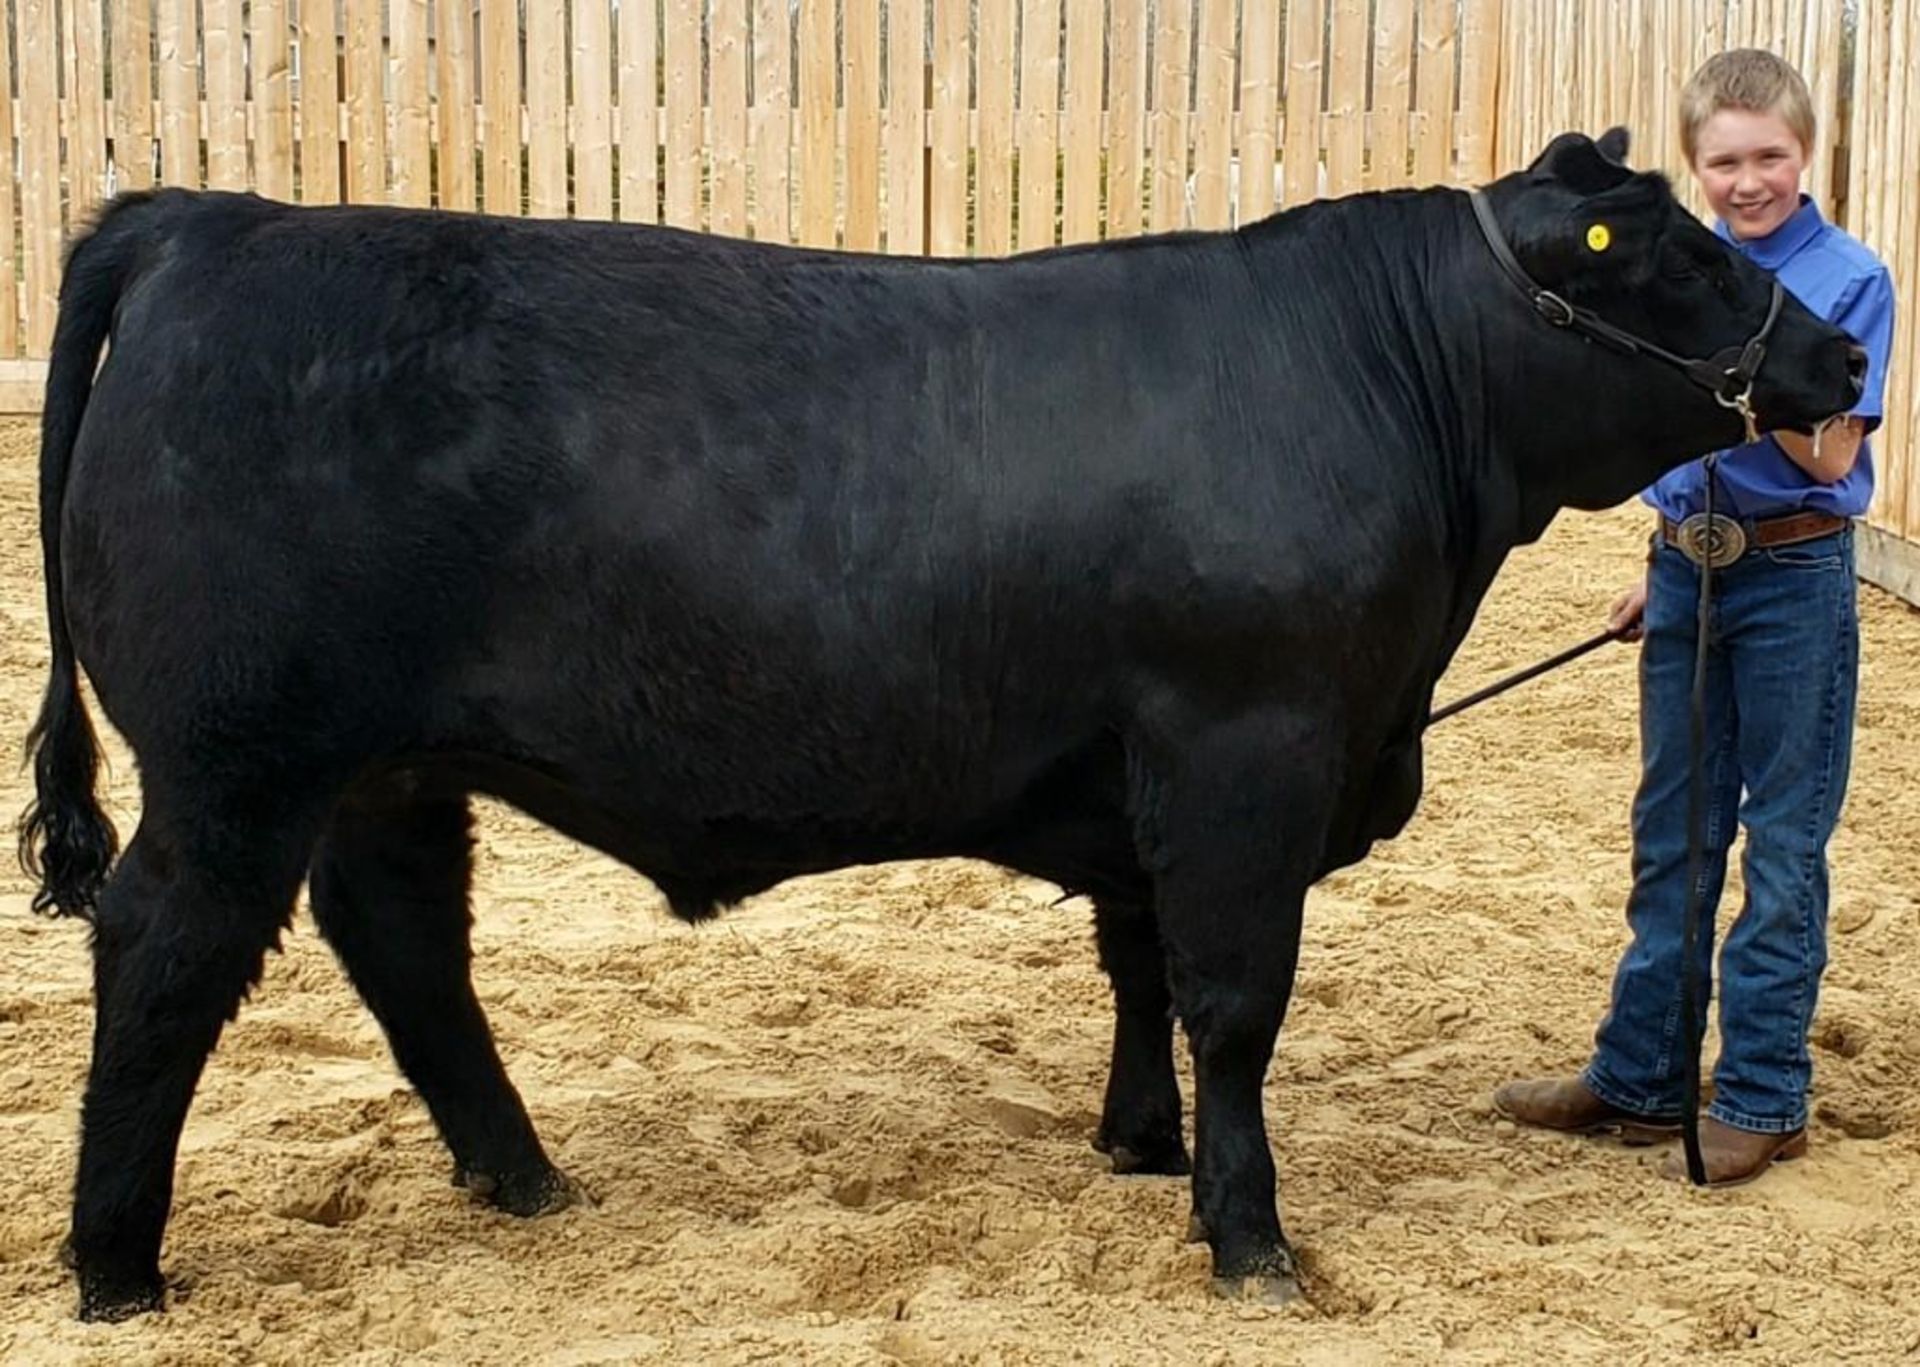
[1060,0,1103,242]
[753,0,794,240]
[157,0,199,188]
[1457,0,1499,182]
[1017,0,1061,249]
[392,0,432,207]
[618,0,657,222]
[526,0,569,215]
[301,0,342,202]
[929,0,968,253]
[710,0,751,235]
[976,0,1015,253]
[254,0,295,202]
[1889,0,1920,537]
[664,0,704,228]
[797,0,835,243]
[345,0,387,202]
[880,0,921,251]
[1371,0,1413,188]
[1282,0,1324,205]
[437,0,477,209]
[1237,0,1279,221]
[1807,0,1842,212]
[1106,0,1148,234]
[203,0,247,189]
[0,0,18,354]
[570,0,613,220]
[1188,0,1235,227]
[20,0,60,351]
[66,0,111,213]
[1326,0,1367,194]
[1148,0,1191,230]
[844,0,882,248]
[483,0,522,214]
[1414,0,1457,185]
[112,0,155,192]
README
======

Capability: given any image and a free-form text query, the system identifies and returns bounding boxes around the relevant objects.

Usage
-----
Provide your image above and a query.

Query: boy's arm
[1774,416,1865,483]
[1774,263,1897,483]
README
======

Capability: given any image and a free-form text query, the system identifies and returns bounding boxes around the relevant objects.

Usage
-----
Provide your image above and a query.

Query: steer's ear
[1528,131,1634,195]
[1595,126,1631,165]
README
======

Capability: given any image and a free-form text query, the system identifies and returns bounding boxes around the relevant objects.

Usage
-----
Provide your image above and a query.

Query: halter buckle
[1533,291,1576,327]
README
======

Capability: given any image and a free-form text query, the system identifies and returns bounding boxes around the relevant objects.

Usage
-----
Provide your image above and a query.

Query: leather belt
[1657,510,1848,569]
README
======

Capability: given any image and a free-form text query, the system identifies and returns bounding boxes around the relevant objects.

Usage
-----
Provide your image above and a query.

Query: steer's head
[1482,127,1865,511]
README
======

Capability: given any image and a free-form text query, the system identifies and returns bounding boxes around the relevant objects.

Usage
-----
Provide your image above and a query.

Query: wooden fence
[2,0,1916,587]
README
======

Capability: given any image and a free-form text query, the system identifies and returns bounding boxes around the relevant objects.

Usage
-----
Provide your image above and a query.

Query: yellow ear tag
[1586,223,1612,253]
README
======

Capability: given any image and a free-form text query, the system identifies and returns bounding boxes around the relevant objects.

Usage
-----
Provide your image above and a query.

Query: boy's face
[1691,108,1807,241]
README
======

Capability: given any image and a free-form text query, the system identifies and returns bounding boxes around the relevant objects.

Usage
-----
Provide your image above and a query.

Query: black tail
[18,193,160,919]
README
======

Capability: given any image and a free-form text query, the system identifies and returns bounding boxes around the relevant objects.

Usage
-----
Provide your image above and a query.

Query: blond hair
[1680,49,1816,163]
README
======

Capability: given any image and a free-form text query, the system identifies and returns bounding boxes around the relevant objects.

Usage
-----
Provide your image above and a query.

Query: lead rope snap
[1715,384,1762,446]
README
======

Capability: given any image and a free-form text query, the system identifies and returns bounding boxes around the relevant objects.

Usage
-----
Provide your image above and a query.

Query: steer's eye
[1658,253,1702,283]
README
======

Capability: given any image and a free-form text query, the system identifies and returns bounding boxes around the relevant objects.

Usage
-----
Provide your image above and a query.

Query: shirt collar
[1713,195,1824,270]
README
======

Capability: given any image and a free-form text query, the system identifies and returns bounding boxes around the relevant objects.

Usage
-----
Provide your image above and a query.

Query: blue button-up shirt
[1644,196,1896,521]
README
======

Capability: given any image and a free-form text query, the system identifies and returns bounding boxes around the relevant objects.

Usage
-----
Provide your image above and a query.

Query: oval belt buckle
[1677,511,1747,569]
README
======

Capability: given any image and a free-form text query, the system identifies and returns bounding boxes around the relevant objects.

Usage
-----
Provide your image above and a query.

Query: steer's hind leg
[1132,717,1326,1304]
[309,785,578,1216]
[70,810,319,1321]
[1091,897,1190,1176]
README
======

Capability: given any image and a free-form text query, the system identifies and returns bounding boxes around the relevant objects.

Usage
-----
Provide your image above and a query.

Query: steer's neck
[1248,188,1543,695]
[1430,182,1752,540]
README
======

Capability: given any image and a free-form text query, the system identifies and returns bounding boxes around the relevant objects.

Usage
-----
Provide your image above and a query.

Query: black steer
[21,127,1863,1319]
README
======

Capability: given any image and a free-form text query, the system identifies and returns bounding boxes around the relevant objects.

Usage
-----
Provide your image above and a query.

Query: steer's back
[66,190,1446,865]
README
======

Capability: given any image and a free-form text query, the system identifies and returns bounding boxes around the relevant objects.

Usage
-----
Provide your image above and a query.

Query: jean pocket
[1762,537,1847,570]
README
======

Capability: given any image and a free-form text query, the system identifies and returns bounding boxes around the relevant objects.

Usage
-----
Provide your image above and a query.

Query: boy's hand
[1608,580,1649,642]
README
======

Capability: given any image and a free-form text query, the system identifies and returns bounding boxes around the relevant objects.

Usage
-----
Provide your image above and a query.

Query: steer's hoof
[77,1270,166,1323]
[1209,1243,1304,1307]
[458,1164,590,1217]
[1093,1122,1190,1177]
[1210,1272,1305,1307]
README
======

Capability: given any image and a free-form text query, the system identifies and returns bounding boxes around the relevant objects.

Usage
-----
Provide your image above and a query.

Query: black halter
[1469,190,1784,445]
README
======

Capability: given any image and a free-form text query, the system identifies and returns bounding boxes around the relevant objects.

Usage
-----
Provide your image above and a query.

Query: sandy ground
[0,414,1916,1365]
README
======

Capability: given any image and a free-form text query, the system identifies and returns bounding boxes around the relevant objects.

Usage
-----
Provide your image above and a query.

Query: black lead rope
[1426,628,1626,726]
[1678,457,1722,1187]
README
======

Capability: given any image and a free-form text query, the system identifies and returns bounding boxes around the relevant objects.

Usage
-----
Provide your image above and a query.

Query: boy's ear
[1596,126,1631,165]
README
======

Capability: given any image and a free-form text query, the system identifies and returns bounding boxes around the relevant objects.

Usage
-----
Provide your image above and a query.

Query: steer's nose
[1846,343,1869,397]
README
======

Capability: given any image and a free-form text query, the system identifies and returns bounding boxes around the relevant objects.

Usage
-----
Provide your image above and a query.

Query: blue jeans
[1583,526,1858,1134]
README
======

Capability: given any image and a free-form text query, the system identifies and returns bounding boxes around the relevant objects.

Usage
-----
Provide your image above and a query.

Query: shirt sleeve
[1830,264,1896,432]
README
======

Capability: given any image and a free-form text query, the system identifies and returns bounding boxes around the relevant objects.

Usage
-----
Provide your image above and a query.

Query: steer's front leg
[1131,716,1322,1303]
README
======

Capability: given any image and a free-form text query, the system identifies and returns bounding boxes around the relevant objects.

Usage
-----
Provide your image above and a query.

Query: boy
[1493,50,1897,1187]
